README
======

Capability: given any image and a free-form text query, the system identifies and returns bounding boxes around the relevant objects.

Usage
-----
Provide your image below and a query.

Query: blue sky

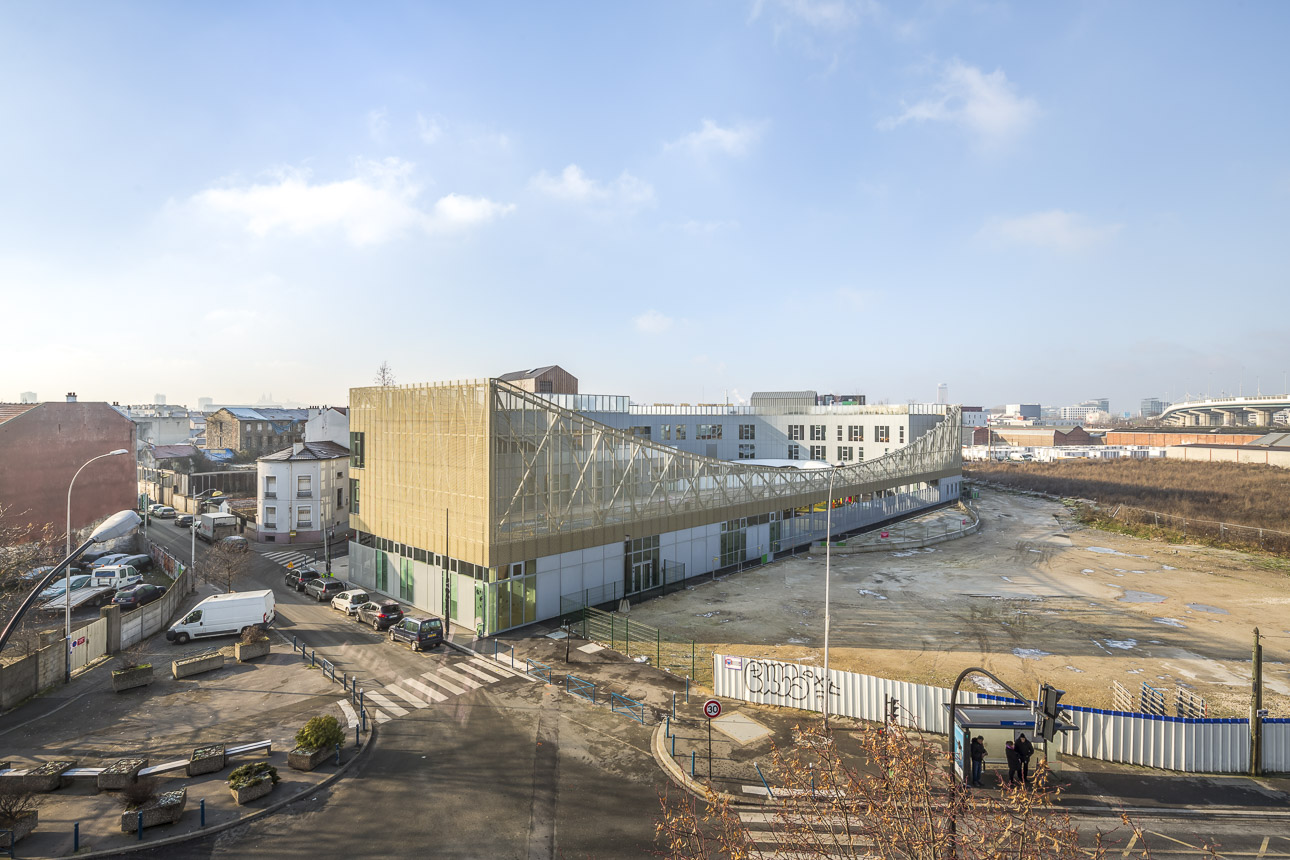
[2,1,1287,414]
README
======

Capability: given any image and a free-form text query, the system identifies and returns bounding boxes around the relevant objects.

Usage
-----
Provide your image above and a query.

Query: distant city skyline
[2,3,1287,412]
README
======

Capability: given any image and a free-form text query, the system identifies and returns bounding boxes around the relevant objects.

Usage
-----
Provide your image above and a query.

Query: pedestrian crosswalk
[261,549,321,569]
[336,655,517,726]
[736,807,872,858]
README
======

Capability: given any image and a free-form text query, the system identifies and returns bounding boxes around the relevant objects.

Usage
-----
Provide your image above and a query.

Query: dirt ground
[625,489,1290,717]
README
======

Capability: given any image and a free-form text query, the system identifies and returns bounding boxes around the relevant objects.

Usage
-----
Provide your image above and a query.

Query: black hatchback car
[389,616,444,651]
[112,583,166,609]
[356,600,405,631]
[284,567,321,591]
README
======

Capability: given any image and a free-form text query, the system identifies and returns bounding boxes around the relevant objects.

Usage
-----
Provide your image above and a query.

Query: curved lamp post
[65,449,128,682]
[823,466,835,729]
[1,509,142,659]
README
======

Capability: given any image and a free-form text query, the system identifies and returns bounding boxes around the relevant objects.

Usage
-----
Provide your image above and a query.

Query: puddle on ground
[1153,618,1187,628]
[1066,665,1084,673]
[1119,590,1167,604]
[1104,638,1137,650]
[1186,603,1229,615]
[1013,648,1051,659]
[1162,565,1176,570]
[856,589,887,599]
[1087,547,1147,558]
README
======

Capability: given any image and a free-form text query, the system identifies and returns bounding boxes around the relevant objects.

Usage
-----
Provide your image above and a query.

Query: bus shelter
[946,703,1075,785]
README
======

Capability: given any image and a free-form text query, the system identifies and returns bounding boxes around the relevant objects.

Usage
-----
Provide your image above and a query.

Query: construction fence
[713,653,1290,774]
[565,606,714,687]
[1105,504,1290,555]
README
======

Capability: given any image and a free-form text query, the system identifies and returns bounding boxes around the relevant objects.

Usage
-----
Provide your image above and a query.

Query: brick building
[0,399,137,543]
[205,408,309,457]
[973,425,1097,447]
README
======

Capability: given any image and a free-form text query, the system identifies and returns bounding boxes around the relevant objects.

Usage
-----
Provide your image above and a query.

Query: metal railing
[525,659,552,682]
[297,490,312,498]
[565,674,596,704]
[609,692,646,724]
[566,606,711,686]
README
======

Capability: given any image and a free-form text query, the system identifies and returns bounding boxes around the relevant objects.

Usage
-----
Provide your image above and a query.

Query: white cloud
[368,108,389,144]
[416,113,443,144]
[666,119,766,158]
[191,158,513,246]
[978,210,1122,252]
[530,164,655,209]
[634,310,675,335]
[879,59,1038,149]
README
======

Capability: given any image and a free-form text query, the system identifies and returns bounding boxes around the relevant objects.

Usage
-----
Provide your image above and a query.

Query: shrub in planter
[289,715,345,771]
[186,743,226,777]
[11,760,75,793]
[0,784,40,848]
[98,757,148,790]
[119,788,186,833]
[234,626,271,662]
[227,762,280,805]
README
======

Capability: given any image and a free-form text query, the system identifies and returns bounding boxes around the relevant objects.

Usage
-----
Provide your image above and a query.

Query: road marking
[1122,833,1139,858]
[1258,837,1270,859]
[438,666,484,689]
[386,685,428,708]
[373,710,390,724]
[364,691,408,717]
[421,671,467,696]
[337,699,359,728]
[401,677,447,703]
[455,662,507,683]
[1145,830,1203,850]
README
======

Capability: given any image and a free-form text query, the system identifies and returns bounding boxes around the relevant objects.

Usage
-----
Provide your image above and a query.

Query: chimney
[66,392,77,402]
[292,442,305,455]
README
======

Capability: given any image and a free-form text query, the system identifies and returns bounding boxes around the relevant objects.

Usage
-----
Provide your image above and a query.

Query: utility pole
[1251,627,1263,776]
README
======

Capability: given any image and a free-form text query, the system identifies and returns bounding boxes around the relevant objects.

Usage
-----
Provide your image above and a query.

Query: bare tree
[0,502,63,657]
[657,721,1132,860]
[200,541,253,593]
[375,360,396,388]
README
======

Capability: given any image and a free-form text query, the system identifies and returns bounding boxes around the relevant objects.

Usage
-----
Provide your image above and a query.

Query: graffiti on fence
[744,659,838,705]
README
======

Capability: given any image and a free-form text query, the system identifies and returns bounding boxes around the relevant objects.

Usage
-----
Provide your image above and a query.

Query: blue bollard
[335,742,342,766]
[685,676,690,702]
[74,821,80,851]
[361,708,367,732]
[200,798,206,826]
[666,715,670,738]
[310,650,315,667]
[359,688,364,714]
[137,810,143,840]
[355,724,360,747]
[691,751,695,777]
[671,734,675,757]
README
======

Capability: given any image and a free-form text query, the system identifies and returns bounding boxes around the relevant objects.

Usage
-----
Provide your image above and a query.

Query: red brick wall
[0,402,137,542]
[1104,431,1261,447]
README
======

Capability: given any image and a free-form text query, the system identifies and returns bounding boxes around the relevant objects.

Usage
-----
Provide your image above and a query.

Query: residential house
[205,408,309,457]
[257,441,350,544]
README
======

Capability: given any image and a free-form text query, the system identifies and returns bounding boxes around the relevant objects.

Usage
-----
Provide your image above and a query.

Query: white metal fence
[67,616,108,674]
[713,654,1290,774]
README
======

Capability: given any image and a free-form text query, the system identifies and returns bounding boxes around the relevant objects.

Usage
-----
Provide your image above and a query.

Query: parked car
[115,553,153,572]
[330,589,369,616]
[389,616,443,651]
[148,504,166,515]
[112,583,166,608]
[174,514,193,528]
[19,565,55,583]
[220,535,250,553]
[305,578,350,602]
[284,567,321,591]
[356,600,404,631]
[39,574,93,600]
[155,506,176,519]
[87,553,131,570]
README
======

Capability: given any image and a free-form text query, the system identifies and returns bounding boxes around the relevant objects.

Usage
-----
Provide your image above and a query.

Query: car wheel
[175,633,190,645]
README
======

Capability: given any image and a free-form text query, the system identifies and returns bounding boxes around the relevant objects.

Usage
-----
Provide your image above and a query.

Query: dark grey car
[304,578,349,602]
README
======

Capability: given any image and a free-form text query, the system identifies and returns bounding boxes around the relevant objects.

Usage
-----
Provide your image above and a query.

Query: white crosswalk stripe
[437,667,483,690]
[421,671,467,696]
[373,710,390,723]
[456,662,510,683]
[401,677,447,703]
[386,685,428,709]
[364,691,408,717]
[736,808,872,858]
[260,550,318,568]
[338,699,359,728]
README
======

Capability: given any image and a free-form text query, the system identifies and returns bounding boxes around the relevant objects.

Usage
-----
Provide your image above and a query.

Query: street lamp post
[823,466,835,730]
[65,449,128,682]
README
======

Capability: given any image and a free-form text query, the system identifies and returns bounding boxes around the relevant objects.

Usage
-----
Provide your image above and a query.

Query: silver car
[330,589,369,616]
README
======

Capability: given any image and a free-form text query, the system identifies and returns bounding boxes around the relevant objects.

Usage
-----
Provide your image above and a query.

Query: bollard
[671,734,675,757]
[685,676,690,703]
[359,688,365,714]
[672,692,676,719]
[666,715,670,738]
[74,821,80,851]
[137,810,143,841]
[200,798,206,826]
[310,650,315,668]
[691,751,695,777]
[356,724,361,747]
[335,742,342,766]
[361,708,367,733]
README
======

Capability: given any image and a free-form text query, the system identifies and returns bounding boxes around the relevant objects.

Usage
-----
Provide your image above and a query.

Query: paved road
[142,527,667,858]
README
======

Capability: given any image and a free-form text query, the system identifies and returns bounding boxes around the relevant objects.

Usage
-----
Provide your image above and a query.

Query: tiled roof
[259,441,350,461]
[0,403,38,425]
[498,366,557,382]
[222,407,311,422]
[149,444,199,460]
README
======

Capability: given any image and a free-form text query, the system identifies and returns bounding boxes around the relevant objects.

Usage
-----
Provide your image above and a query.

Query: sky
[2,2,1287,415]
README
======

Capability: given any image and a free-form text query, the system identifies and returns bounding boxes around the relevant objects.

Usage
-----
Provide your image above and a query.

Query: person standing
[969,736,986,787]
[1004,740,1023,786]
[1015,733,1035,783]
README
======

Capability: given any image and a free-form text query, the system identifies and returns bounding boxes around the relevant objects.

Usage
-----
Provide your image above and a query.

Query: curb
[63,721,379,859]
[444,638,532,681]
[650,722,756,806]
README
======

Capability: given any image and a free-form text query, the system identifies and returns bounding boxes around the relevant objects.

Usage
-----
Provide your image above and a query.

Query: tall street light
[65,449,128,682]
[822,466,836,730]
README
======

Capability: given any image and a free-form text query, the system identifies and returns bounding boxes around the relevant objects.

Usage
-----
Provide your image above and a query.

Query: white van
[166,590,275,644]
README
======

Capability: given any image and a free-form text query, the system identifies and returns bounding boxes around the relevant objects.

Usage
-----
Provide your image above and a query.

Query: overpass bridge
[1158,394,1290,427]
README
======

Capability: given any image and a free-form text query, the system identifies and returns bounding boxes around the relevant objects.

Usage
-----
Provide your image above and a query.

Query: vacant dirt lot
[625,489,1290,717]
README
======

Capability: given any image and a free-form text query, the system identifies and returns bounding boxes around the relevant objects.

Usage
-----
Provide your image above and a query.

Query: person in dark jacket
[1004,740,1023,786]
[1015,733,1035,783]
[969,736,986,787]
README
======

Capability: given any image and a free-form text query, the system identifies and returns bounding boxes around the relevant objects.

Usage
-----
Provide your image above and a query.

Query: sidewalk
[449,624,1290,819]
[0,629,372,857]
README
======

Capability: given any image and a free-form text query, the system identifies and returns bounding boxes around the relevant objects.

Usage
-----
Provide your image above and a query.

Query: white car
[155,506,176,519]
[40,574,93,599]
[88,553,131,570]
[330,589,370,616]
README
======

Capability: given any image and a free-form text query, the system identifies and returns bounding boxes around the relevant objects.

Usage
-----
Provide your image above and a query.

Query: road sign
[703,699,721,719]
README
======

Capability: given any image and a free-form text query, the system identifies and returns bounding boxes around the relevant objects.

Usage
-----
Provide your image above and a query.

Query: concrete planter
[0,811,37,848]
[10,760,75,792]
[97,757,148,790]
[234,639,271,662]
[287,746,332,772]
[172,652,224,679]
[111,665,154,692]
[229,777,275,805]
[186,744,226,777]
[120,789,186,833]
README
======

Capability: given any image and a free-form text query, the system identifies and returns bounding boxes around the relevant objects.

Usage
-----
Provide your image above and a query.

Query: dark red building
[0,399,137,544]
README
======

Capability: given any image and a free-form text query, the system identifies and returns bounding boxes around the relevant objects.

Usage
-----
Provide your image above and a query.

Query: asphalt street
[141,524,667,859]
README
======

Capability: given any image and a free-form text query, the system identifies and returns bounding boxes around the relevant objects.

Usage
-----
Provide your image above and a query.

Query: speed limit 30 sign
[703,698,722,719]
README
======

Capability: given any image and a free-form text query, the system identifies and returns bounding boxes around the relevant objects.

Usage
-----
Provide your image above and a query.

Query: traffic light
[1035,683,1066,741]
[887,696,899,724]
